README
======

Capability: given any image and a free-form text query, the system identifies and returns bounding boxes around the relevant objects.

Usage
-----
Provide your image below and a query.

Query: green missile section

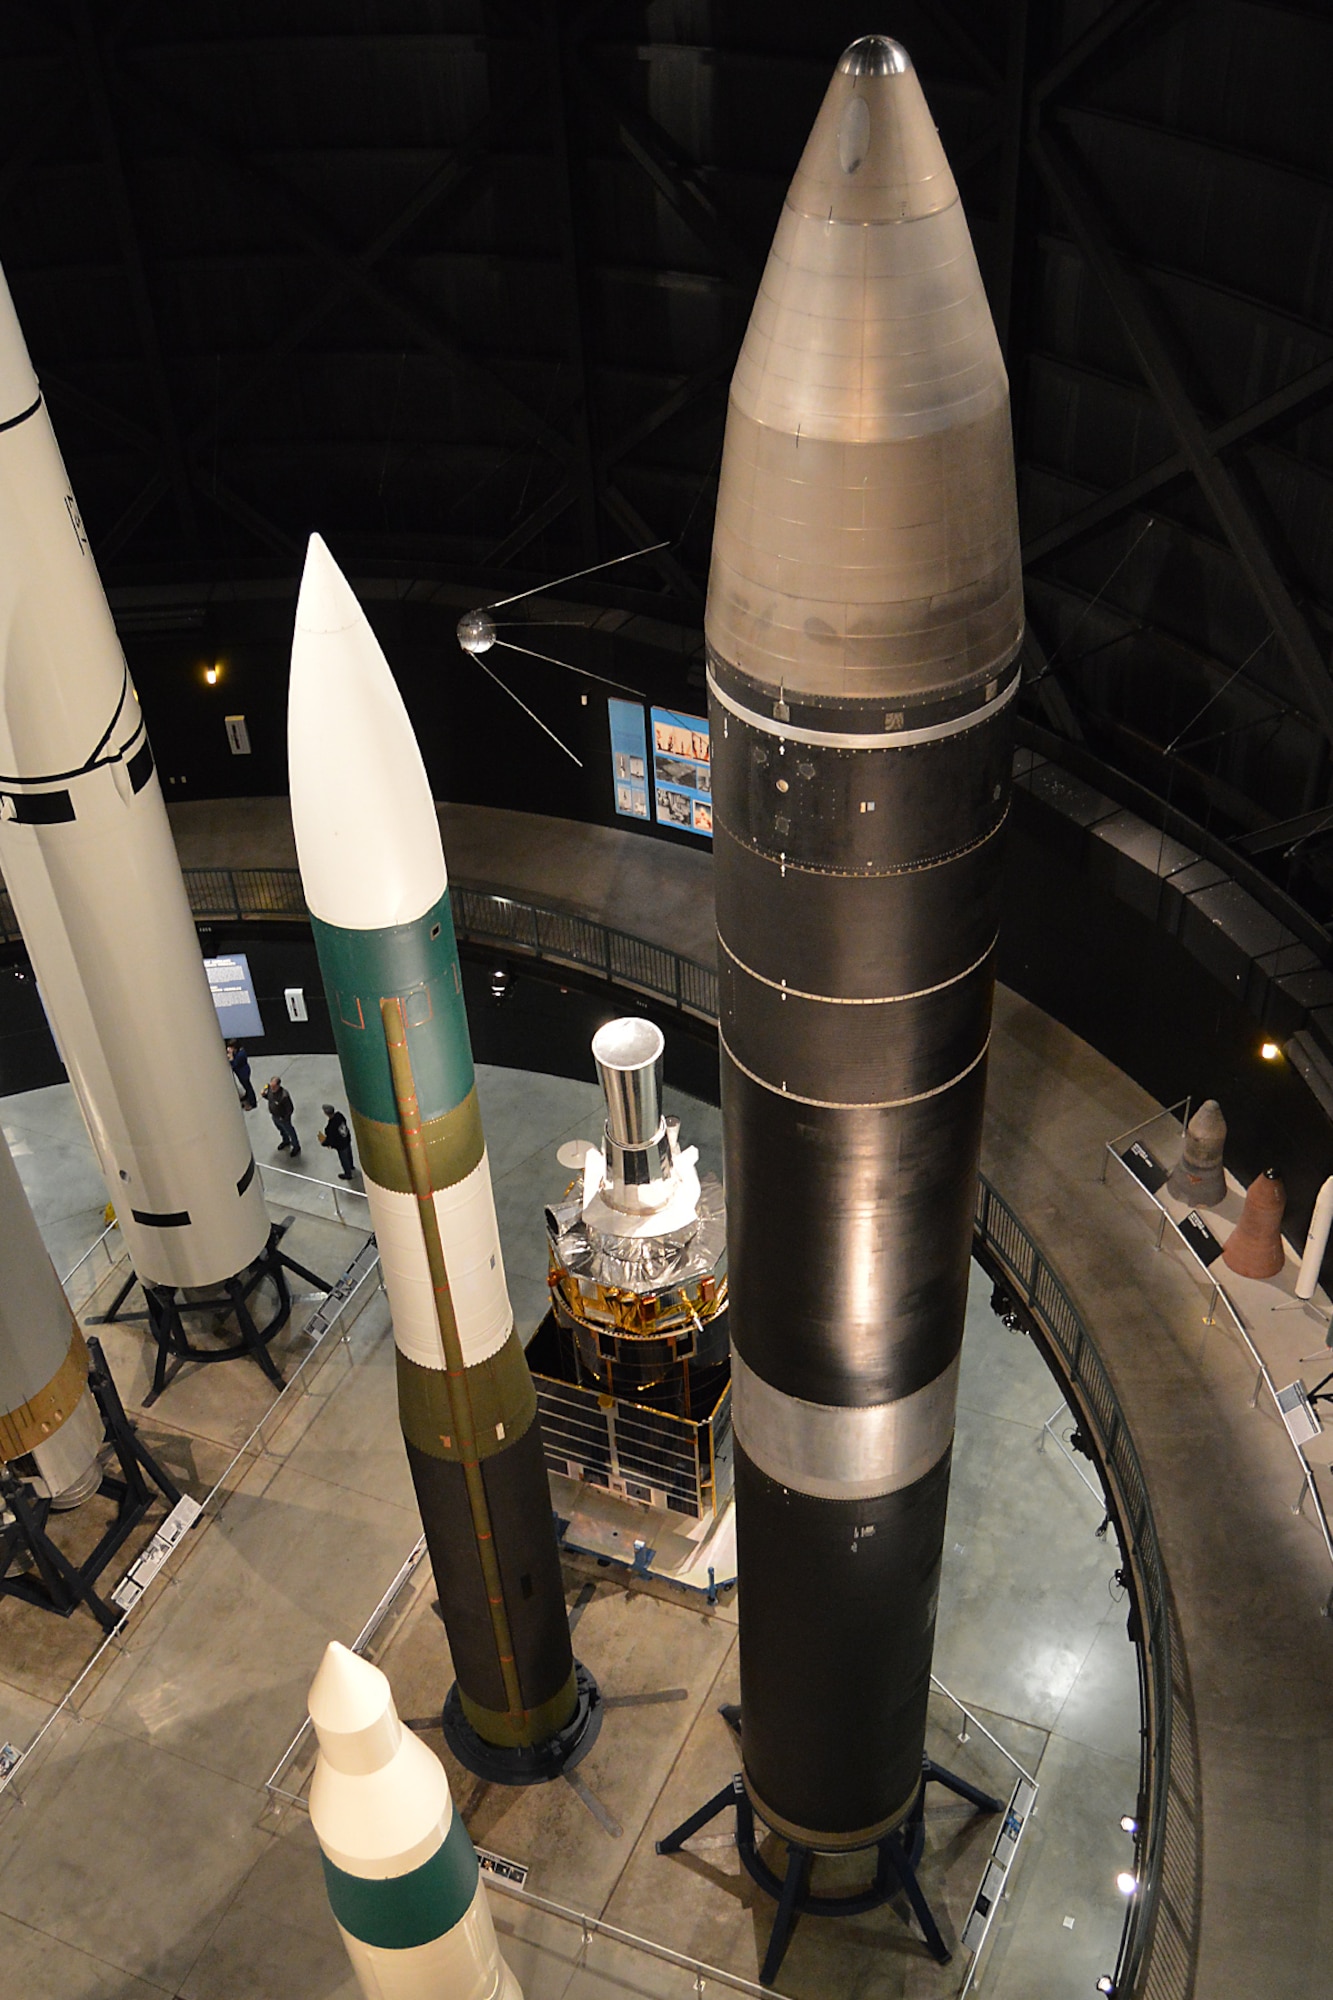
[312,895,472,1128]
[321,1815,478,1950]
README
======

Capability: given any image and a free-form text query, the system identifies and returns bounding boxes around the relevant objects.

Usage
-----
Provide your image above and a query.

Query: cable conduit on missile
[730,1348,960,1500]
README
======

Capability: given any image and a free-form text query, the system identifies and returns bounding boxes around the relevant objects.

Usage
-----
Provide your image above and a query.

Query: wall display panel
[651,708,712,839]
[608,699,650,821]
[204,953,264,1039]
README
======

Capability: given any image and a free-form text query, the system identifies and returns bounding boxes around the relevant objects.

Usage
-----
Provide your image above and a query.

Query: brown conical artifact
[1223,1168,1286,1280]
[1167,1098,1227,1206]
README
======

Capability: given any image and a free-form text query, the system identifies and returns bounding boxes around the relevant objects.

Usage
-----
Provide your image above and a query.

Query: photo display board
[608,698,650,820]
[204,953,264,1040]
[651,707,712,837]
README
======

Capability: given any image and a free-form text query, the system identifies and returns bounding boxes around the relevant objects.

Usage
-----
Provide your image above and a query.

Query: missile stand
[657,1718,1002,1984]
[0,1336,182,1632]
[94,1220,332,1402]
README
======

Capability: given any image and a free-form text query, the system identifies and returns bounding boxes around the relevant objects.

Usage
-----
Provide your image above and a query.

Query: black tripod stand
[94,1220,330,1402]
[657,1714,1002,1985]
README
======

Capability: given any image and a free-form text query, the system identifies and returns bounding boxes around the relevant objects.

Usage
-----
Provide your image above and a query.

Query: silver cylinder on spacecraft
[707,36,1023,1848]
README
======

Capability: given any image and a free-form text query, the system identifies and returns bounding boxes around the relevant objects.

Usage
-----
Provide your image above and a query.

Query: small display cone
[1166,1099,1226,1206]
[1222,1168,1286,1280]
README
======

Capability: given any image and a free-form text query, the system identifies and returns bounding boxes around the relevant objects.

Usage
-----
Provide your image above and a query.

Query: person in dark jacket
[226,1039,257,1109]
[262,1076,300,1155]
[320,1103,356,1180]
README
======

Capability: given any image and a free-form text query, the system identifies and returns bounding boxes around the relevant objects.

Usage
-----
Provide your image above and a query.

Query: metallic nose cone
[838,35,910,77]
[707,42,1022,710]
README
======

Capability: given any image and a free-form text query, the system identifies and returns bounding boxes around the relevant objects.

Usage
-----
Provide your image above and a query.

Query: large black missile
[710,38,1022,1848]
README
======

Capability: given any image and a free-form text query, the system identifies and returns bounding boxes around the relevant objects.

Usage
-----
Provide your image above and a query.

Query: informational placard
[204,953,264,1040]
[608,698,650,820]
[651,707,712,837]
[1119,1140,1167,1194]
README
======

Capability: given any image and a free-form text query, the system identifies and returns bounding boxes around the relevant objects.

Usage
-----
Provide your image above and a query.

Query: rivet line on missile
[381,994,528,1731]
[717,805,1009,879]
[718,1029,991,1109]
[719,933,998,1004]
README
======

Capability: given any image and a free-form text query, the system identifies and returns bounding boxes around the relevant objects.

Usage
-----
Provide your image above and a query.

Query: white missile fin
[0,264,39,421]
[289,534,447,930]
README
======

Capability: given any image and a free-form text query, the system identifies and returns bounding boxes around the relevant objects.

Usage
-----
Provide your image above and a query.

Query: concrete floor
[0,1053,1137,1999]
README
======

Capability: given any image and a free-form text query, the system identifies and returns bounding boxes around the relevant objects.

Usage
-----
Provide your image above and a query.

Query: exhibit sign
[608,698,650,820]
[651,707,712,837]
[203,953,264,1040]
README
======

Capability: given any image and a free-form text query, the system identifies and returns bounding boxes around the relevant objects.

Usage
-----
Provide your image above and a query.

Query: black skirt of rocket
[709,38,1023,1847]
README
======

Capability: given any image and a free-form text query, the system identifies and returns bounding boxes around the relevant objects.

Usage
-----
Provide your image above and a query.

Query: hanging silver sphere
[457,608,496,655]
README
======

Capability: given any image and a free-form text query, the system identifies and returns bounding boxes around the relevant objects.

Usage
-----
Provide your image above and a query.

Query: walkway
[169,797,1333,1998]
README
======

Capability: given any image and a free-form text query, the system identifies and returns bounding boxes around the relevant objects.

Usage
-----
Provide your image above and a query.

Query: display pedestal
[657,1721,1002,1986]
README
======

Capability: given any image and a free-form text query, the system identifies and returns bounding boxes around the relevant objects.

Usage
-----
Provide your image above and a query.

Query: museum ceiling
[1,1,1330,906]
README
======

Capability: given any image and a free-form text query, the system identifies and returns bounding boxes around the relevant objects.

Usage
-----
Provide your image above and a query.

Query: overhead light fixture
[204,663,220,686]
[1116,1871,1138,1896]
[1096,1979,1117,1995]
[1260,1041,1281,1061]
[1119,1814,1138,1834]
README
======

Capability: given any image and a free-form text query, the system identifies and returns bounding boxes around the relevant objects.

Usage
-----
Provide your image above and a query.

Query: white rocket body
[1297,1175,1333,1301]
[0,268,266,1290]
[307,1642,522,2000]
[0,1131,102,1506]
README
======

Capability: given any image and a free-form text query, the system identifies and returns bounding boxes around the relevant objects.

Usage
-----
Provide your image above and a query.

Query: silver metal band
[731,1347,960,1500]
[720,1025,988,1110]
[719,931,996,1006]
[708,665,1019,750]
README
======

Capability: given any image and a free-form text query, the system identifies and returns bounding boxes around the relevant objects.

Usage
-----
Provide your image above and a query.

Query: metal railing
[1,1236,385,1803]
[1104,1105,1333,1608]
[3,868,720,1018]
[972,1176,1200,2000]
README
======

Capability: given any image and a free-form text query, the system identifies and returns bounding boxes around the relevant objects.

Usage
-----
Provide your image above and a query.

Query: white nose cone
[289,534,447,931]
[0,266,39,421]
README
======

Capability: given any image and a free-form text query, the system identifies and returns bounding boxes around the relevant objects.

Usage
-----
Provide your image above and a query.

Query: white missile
[0,1129,102,1507]
[0,265,267,1289]
[308,1641,522,2000]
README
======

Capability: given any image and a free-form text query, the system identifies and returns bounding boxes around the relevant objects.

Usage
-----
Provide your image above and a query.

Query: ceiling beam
[1023,353,1333,563]
[575,53,760,285]
[1030,124,1333,747]
[544,0,601,561]
[97,72,550,557]
[1033,0,1175,106]
[73,0,197,549]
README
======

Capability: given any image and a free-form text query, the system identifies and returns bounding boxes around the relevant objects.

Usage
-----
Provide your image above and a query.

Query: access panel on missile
[709,37,1022,1847]
[289,537,595,1779]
